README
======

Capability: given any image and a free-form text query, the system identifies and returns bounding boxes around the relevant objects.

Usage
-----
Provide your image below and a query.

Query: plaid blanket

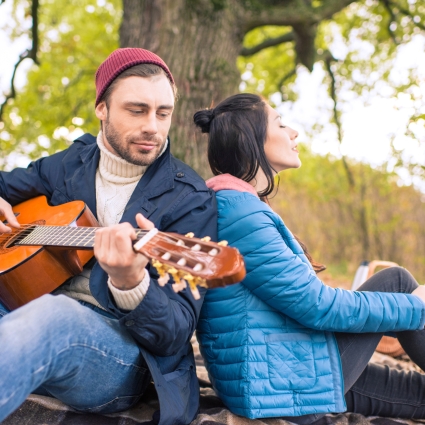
[4,339,425,425]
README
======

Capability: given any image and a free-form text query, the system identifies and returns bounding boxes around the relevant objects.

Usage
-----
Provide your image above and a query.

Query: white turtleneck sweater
[55,131,168,310]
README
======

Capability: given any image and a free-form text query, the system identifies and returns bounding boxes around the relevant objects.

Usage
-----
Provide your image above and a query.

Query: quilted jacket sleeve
[217,191,425,333]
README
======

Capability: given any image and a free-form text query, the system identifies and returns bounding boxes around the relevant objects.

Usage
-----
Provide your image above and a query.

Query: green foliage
[210,0,227,12]
[238,0,425,192]
[0,0,120,168]
[238,26,296,100]
[239,0,425,102]
[1,0,424,280]
[272,145,425,280]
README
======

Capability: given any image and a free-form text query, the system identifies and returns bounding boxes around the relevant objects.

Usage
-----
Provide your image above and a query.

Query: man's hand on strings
[94,213,155,290]
[0,197,20,233]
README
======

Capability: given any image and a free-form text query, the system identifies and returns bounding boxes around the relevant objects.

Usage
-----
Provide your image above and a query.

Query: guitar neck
[6,223,246,288]
[12,225,149,249]
[1,196,246,306]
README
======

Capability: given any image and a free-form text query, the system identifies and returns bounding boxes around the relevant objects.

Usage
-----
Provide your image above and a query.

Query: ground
[4,336,425,425]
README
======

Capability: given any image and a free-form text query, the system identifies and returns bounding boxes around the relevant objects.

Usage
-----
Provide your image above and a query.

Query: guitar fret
[18,226,47,245]
[47,226,65,246]
[17,225,97,248]
[61,226,95,247]
[81,227,95,247]
[46,226,61,246]
[79,228,94,247]
[64,226,78,247]
[17,226,149,248]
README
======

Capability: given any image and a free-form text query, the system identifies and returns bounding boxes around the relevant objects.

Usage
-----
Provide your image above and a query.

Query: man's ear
[95,102,107,121]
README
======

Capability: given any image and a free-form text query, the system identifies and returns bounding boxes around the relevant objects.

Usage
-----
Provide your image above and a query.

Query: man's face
[95,75,175,166]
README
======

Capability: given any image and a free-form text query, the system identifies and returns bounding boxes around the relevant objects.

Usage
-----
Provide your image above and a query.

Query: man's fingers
[135,213,154,230]
[94,221,149,290]
[94,224,136,263]
[0,222,12,233]
[0,198,20,233]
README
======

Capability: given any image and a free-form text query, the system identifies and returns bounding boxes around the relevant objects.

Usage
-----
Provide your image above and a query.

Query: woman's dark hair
[194,93,275,198]
[193,93,326,273]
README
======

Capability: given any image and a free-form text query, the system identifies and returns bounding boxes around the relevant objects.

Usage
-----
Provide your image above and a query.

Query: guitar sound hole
[1,220,45,251]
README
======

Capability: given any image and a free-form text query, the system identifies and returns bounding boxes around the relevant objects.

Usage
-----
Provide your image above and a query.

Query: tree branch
[315,0,359,21]
[241,0,358,71]
[324,55,355,188]
[31,0,39,62]
[0,0,39,122]
[386,0,425,31]
[381,0,400,44]
[240,32,294,56]
[243,0,357,34]
[277,68,297,98]
[0,52,30,121]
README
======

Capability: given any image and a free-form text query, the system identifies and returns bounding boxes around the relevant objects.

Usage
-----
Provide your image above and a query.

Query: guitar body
[1,196,246,311]
[0,196,98,310]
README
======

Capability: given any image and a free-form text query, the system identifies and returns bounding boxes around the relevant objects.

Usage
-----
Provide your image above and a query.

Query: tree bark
[120,0,244,176]
[119,0,359,175]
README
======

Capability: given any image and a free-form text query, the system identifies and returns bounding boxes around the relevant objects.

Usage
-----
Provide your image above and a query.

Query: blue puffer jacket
[197,175,425,419]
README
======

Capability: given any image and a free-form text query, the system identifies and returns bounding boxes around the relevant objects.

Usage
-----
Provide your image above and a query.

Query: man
[0,48,217,424]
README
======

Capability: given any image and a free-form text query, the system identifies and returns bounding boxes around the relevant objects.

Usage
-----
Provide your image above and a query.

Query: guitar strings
[0,225,200,250]
[1,226,218,277]
[0,225,150,239]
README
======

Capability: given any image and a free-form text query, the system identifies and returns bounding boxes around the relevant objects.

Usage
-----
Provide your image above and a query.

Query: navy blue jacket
[0,133,218,425]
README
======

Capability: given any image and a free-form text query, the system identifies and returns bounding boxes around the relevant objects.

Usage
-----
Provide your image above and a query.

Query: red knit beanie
[95,48,174,106]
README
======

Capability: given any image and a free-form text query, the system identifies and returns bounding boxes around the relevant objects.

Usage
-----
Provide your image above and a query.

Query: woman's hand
[412,286,425,305]
[94,213,155,290]
[0,197,20,233]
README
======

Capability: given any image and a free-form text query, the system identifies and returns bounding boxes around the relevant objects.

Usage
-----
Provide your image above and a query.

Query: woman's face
[264,104,300,173]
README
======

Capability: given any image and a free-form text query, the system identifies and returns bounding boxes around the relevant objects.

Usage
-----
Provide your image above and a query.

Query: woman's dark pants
[288,267,425,423]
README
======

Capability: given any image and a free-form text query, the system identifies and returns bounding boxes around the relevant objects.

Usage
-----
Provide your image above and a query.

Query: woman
[194,93,425,423]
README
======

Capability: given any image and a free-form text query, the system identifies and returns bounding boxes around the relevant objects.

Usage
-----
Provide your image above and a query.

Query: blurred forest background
[0,0,424,284]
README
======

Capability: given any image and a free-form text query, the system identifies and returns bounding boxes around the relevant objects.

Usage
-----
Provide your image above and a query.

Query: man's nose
[142,112,158,134]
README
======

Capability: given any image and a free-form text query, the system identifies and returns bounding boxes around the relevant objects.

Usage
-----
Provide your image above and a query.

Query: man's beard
[103,115,166,166]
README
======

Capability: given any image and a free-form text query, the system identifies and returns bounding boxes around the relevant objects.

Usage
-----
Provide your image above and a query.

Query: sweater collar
[97,131,146,180]
[96,131,169,181]
[206,174,259,197]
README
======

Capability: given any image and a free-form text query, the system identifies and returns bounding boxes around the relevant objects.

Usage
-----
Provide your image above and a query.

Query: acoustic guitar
[0,196,245,310]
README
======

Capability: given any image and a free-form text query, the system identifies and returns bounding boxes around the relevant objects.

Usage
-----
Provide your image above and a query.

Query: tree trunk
[120,0,244,176]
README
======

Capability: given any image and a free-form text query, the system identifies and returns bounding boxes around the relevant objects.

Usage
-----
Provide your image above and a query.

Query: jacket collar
[119,138,174,224]
[73,134,175,223]
[130,137,174,199]
[206,174,258,197]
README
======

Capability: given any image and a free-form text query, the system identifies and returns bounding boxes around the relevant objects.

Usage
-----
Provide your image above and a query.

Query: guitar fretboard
[14,225,149,248]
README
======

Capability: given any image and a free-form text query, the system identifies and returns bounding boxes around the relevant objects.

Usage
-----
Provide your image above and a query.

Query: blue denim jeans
[0,294,151,422]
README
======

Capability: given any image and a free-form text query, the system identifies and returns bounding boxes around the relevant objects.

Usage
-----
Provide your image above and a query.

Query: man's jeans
[0,294,151,422]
